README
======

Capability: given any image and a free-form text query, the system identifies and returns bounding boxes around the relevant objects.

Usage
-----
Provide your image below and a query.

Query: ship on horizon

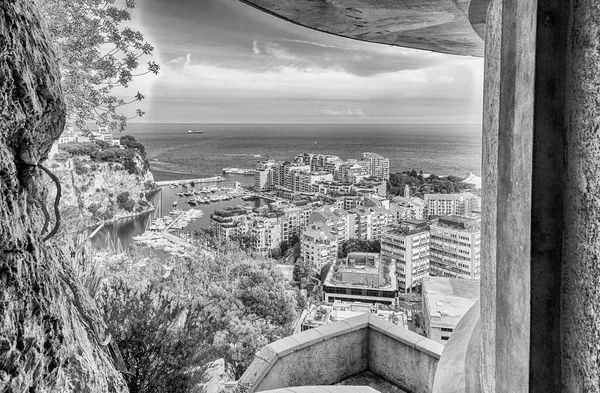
[187,129,204,134]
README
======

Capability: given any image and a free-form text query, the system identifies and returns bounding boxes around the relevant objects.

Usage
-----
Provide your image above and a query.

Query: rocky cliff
[46,149,156,236]
[0,1,126,392]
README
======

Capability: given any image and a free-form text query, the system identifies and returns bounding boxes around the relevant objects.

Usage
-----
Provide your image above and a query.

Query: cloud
[167,53,192,70]
[252,40,261,55]
[279,38,349,50]
[320,108,367,118]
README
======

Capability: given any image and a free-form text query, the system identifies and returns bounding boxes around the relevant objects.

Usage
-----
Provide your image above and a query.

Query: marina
[155,176,225,187]
[131,208,204,258]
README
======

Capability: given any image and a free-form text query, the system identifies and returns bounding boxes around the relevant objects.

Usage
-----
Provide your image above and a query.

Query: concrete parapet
[237,314,442,393]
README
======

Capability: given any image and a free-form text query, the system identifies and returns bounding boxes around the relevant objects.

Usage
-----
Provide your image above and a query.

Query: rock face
[0,1,126,392]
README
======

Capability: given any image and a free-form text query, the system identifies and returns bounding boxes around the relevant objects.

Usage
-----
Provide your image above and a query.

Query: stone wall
[238,314,443,393]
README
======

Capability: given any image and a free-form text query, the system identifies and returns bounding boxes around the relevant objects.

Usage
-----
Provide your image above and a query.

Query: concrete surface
[237,313,442,393]
[236,0,491,57]
[431,302,481,393]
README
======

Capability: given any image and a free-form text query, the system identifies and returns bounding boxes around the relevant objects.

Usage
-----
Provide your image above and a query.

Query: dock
[156,176,225,187]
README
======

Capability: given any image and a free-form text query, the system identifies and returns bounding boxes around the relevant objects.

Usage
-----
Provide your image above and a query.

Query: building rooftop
[324,253,397,291]
[433,215,481,230]
[422,277,480,328]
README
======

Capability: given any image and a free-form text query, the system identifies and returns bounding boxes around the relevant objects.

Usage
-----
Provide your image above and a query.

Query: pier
[156,176,225,187]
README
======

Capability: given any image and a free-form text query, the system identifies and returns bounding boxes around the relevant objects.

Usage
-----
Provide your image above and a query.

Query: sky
[122,0,484,124]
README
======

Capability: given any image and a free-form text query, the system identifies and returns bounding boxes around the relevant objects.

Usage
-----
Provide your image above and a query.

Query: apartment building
[381,221,430,293]
[424,192,482,217]
[429,215,481,279]
[390,196,426,221]
[209,206,251,240]
[422,276,480,345]
[308,207,352,246]
[249,217,281,256]
[301,222,338,268]
[277,204,313,243]
[348,207,394,241]
[362,152,390,180]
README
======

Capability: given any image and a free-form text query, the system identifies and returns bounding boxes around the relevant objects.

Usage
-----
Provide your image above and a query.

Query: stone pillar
[481,0,600,391]
[562,1,600,391]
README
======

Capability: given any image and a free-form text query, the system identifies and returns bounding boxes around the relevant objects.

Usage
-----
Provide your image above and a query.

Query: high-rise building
[429,215,481,279]
[381,221,430,293]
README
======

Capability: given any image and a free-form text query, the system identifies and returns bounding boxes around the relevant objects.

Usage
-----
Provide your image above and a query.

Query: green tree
[37,0,159,131]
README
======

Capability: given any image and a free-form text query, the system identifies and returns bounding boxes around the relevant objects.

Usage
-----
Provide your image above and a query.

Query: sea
[123,123,483,182]
[90,123,483,252]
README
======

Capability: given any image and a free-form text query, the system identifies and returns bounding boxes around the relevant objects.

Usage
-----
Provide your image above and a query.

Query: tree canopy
[100,244,298,384]
[387,170,473,197]
[37,0,159,131]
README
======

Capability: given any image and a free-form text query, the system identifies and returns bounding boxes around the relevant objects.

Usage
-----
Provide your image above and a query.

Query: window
[441,336,450,341]
[441,327,454,332]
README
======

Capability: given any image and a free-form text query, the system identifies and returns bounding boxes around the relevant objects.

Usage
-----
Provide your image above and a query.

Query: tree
[338,238,381,258]
[98,281,212,393]
[37,0,159,131]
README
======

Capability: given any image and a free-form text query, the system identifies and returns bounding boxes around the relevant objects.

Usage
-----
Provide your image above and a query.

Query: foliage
[166,252,297,379]
[338,239,381,258]
[98,281,211,393]
[73,158,89,175]
[120,135,146,157]
[116,191,135,212]
[102,244,298,380]
[293,257,313,289]
[37,0,159,131]
[387,170,473,197]
[59,142,100,156]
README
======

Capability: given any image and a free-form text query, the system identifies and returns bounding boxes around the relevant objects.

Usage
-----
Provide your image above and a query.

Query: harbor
[89,178,271,255]
[155,175,225,187]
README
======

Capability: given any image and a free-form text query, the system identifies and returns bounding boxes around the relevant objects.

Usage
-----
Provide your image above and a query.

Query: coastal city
[51,125,483,352]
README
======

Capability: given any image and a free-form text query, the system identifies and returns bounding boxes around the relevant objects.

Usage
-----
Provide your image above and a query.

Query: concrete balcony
[237,313,443,393]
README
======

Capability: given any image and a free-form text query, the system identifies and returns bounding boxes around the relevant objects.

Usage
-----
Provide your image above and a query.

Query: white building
[422,276,480,345]
[381,221,430,293]
[301,222,338,268]
[308,207,352,246]
[348,207,394,241]
[429,215,481,279]
[362,152,390,180]
[424,192,482,217]
[390,196,426,221]
[249,217,281,256]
